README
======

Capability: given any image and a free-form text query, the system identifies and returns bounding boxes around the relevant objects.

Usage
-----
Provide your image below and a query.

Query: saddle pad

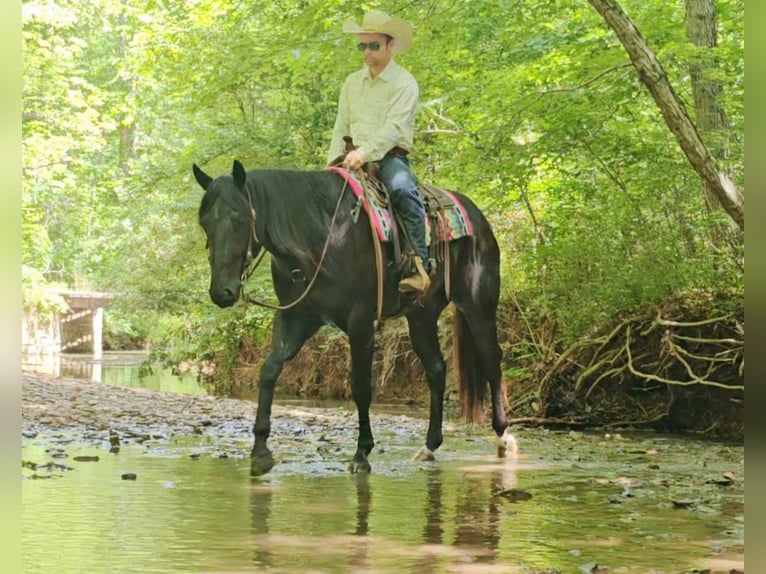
[328,167,473,244]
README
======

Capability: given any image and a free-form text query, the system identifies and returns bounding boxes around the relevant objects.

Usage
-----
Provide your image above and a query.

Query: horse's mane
[247,169,349,264]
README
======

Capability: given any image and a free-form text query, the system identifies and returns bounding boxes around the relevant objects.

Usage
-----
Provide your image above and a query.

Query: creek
[21,355,744,573]
[22,351,207,395]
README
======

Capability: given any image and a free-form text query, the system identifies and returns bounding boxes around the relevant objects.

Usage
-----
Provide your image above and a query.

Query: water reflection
[22,351,206,395]
[355,473,372,536]
[22,352,110,381]
[249,482,275,568]
[453,463,518,563]
[429,462,519,571]
[423,467,444,544]
[241,458,523,573]
[352,474,372,570]
[419,467,445,573]
[22,431,744,573]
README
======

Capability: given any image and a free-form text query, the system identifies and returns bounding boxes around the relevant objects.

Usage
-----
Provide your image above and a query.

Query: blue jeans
[378,156,428,262]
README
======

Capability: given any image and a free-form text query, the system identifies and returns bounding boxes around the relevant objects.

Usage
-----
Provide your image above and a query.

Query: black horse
[194,160,514,476]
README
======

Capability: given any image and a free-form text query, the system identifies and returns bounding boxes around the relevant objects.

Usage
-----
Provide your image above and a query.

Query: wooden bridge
[22,290,116,359]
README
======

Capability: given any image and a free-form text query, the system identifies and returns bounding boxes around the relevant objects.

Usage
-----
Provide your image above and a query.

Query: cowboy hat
[342,10,413,53]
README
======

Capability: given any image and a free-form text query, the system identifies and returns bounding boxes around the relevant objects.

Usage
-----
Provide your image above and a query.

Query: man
[328,9,431,295]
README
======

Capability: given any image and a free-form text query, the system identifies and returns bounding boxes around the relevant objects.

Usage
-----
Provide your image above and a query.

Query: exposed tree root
[512,291,744,439]
[508,416,588,428]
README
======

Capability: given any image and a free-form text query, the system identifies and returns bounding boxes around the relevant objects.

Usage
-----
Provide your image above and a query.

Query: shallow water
[22,425,744,573]
[22,351,207,395]
[22,351,425,415]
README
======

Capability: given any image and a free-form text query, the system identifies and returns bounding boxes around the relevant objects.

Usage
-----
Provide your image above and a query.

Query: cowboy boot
[398,255,431,294]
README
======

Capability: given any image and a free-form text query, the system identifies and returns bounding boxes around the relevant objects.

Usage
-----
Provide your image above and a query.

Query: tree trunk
[587,0,744,231]
[118,4,137,171]
[685,0,729,209]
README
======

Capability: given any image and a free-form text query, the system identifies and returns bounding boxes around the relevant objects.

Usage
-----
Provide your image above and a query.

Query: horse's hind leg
[251,309,322,476]
[469,309,514,453]
[455,300,515,456]
[406,299,449,461]
[451,251,514,455]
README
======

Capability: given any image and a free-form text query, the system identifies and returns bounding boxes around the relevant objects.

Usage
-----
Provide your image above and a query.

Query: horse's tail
[453,308,487,422]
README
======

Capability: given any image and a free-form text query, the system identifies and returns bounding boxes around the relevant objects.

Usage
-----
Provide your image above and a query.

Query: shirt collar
[366,58,397,82]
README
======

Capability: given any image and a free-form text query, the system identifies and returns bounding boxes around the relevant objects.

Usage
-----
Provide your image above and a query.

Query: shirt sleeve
[327,78,351,164]
[356,76,419,163]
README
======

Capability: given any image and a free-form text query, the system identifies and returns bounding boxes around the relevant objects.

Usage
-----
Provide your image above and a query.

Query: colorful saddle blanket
[328,167,473,244]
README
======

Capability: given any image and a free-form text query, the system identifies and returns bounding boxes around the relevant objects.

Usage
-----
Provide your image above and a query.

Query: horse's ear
[193,163,213,190]
[232,160,247,189]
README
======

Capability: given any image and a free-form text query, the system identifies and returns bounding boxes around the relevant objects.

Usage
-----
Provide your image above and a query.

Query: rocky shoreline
[21,371,435,454]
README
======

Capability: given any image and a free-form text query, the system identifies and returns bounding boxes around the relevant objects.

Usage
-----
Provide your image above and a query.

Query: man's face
[357,33,393,68]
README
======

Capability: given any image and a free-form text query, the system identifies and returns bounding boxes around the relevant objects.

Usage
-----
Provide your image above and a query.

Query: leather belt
[385,146,409,158]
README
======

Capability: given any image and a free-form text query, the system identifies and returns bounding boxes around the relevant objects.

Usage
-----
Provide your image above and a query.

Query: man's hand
[342,149,366,171]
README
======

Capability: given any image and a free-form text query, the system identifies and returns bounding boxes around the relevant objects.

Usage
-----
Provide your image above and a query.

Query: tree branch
[587,0,744,230]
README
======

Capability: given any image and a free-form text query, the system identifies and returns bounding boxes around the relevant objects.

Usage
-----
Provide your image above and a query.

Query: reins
[239,176,350,310]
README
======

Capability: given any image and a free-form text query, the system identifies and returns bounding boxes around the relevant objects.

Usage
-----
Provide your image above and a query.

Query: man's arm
[327,79,351,164]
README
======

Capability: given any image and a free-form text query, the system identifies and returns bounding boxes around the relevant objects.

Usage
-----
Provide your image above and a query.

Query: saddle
[327,137,473,318]
[330,137,472,252]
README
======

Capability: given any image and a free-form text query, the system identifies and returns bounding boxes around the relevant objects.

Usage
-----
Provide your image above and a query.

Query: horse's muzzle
[209,285,239,308]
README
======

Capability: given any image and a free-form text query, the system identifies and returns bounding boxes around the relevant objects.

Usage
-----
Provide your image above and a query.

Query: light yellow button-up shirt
[328,59,419,164]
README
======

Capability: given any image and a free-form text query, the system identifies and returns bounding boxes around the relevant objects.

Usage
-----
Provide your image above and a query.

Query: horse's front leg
[251,309,321,476]
[251,352,279,477]
[347,305,376,473]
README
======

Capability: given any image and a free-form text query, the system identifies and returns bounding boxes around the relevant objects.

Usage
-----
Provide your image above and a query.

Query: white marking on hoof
[497,429,518,458]
[412,447,436,462]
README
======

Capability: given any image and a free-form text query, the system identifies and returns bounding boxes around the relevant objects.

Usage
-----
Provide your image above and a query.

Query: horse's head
[194,160,253,308]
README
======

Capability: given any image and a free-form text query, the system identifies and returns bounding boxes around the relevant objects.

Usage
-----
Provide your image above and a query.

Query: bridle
[237,175,350,311]
[239,194,265,286]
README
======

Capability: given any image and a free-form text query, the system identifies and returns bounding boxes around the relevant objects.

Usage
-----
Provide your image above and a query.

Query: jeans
[378,156,428,262]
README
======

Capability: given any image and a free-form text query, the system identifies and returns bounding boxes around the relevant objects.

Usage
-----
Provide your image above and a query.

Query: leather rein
[238,175,350,311]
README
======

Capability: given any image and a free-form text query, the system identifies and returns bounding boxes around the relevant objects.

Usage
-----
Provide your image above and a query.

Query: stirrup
[398,256,431,294]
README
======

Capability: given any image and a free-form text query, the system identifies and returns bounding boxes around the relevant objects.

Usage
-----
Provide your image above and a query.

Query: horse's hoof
[348,455,372,474]
[497,429,518,458]
[413,447,436,462]
[251,452,275,477]
[349,462,372,474]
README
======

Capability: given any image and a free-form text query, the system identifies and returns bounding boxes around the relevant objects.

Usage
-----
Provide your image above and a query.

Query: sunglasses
[357,41,383,52]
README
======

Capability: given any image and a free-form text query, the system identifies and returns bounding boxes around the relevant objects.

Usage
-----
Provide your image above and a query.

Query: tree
[22,0,130,285]
[587,0,744,230]
[21,0,743,357]
[685,0,730,209]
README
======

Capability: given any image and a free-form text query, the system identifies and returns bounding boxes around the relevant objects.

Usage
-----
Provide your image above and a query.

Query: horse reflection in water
[195,160,515,476]
[249,483,274,569]
[247,464,520,572]
[422,465,519,571]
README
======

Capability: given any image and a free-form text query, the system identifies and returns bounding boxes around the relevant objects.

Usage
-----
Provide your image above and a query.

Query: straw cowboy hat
[342,10,413,53]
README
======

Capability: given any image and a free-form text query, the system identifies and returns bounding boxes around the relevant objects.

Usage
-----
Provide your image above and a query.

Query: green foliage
[22,266,69,326]
[144,301,273,390]
[22,0,744,367]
